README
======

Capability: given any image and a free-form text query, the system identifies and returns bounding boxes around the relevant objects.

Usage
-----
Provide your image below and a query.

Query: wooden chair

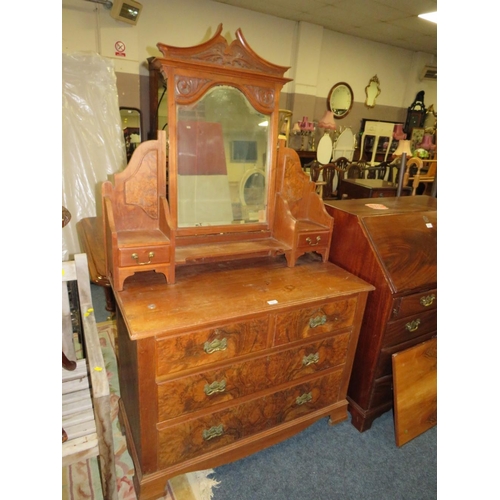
[319,157,351,199]
[62,253,118,500]
[403,157,437,196]
[102,129,175,291]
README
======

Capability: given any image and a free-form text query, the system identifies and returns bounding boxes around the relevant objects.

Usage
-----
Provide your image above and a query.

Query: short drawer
[118,245,170,267]
[297,231,330,250]
[157,369,343,468]
[157,332,351,421]
[391,289,437,320]
[156,317,269,377]
[274,298,357,345]
[384,309,436,348]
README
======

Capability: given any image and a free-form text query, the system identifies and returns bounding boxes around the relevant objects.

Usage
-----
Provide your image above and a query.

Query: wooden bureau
[113,255,373,499]
[324,196,437,432]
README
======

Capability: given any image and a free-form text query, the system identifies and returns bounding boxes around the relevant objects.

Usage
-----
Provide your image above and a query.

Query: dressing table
[104,25,373,499]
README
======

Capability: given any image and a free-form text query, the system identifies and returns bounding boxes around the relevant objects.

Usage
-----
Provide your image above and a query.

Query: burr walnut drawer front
[118,245,171,267]
[157,332,351,421]
[384,309,437,348]
[156,317,269,377]
[274,297,358,345]
[157,368,344,468]
[391,289,437,320]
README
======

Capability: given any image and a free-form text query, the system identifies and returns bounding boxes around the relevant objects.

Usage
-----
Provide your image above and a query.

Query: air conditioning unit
[420,65,437,81]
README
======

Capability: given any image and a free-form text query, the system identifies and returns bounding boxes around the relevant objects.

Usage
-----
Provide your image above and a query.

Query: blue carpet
[211,410,436,500]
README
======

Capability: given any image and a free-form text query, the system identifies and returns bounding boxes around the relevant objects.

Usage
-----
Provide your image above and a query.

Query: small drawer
[297,231,330,249]
[118,245,170,267]
[391,289,437,320]
[384,309,436,348]
[157,369,343,468]
[274,298,357,345]
[156,316,269,377]
[157,333,351,421]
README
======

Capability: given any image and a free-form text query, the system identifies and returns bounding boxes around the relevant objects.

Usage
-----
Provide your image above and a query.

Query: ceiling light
[418,12,437,23]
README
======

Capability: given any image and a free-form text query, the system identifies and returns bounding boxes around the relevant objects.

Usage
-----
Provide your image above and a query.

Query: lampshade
[292,121,301,134]
[393,140,412,157]
[318,110,336,130]
[418,134,434,150]
[393,124,406,140]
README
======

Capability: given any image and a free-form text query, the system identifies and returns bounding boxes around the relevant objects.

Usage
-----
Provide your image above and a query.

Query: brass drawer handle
[306,236,321,246]
[204,337,227,354]
[420,294,436,307]
[202,424,224,441]
[204,380,227,396]
[296,392,313,406]
[302,353,319,367]
[309,315,326,328]
[405,319,421,332]
[131,251,155,265]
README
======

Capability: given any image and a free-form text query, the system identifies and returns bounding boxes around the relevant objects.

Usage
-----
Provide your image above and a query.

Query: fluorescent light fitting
[258,121,269,127]
[418,12,437,23]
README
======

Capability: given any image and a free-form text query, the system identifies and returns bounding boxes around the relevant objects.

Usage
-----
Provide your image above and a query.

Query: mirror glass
[120,107,142,162]
[328,82,354,118]
[176,85,269,228]
[365,75,381,108]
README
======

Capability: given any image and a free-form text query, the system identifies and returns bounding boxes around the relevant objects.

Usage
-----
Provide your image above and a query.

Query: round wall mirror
[327,82,354,119]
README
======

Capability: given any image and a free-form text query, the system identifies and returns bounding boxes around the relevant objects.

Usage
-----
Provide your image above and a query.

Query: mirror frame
[152,24,291,239]
[364,75,381,108]
[327,82,354,119]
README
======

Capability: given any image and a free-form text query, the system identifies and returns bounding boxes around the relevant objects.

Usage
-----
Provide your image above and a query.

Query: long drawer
[384,309,437,348]
[390,289,437,320]
[157,368,344,468]
[157,332,351,421]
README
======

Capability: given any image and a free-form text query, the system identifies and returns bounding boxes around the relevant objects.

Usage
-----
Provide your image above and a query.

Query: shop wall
[62,0,437,139]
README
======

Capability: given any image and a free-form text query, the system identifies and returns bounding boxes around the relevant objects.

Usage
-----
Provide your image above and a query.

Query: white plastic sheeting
[62,52,126,261]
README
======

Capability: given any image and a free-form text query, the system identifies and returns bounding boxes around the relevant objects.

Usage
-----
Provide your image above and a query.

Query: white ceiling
[212,0,437,56]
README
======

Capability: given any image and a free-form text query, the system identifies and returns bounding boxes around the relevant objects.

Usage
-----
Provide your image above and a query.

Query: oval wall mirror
[364,75,381,108]
[327,82,354,119]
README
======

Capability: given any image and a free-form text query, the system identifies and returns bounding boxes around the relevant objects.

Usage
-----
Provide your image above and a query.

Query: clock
[404,91,426,137]
[327,82,354,119]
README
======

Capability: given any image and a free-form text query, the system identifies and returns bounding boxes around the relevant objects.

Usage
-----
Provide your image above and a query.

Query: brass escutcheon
[202,424,224,441]
[296,392,313,406]
[302,353,319,366]
[405,319,421,332]
[306,236,321,246]
[131,251,155,265]
[309,315,327,328]
[204,380,227,396]
[420,294,436,307]
[204,337,227,354]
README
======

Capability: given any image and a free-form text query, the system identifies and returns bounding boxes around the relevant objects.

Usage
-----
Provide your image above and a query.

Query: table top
[340,178,400,189]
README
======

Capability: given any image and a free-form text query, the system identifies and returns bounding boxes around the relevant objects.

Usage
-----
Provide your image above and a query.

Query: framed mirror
[364,75,381,108]
[119,107,142,162]
[327,82,354,119]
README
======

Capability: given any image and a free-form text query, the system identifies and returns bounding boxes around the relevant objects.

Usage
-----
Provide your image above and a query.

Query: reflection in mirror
[120,107,142,162]
[364,75,381,108]
[327,82,354,119]
[176,85,269,228]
